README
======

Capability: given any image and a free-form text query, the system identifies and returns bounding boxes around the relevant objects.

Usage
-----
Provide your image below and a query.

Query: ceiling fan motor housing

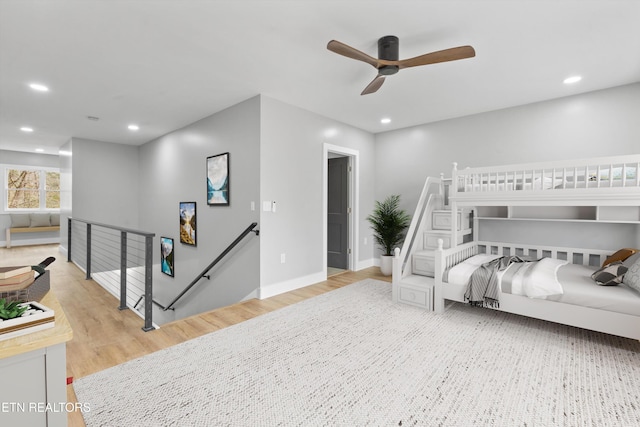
[378,35,399,75]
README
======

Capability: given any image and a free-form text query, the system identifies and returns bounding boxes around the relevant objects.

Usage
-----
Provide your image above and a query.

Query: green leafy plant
[366,194,411,256]
[0,298,28,320]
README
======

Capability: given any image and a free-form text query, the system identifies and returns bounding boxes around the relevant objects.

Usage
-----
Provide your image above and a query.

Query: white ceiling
[1,0,639,155]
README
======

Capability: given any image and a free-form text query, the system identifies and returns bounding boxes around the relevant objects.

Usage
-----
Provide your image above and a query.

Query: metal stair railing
[68,217,156,331]
[138,222,259,312]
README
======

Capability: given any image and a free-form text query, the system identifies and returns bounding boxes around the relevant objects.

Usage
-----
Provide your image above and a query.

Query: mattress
[445,256,640,316]
[545,263,640,316]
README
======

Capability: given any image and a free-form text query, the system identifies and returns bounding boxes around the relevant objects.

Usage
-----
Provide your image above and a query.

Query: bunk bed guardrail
[451,154,640,197]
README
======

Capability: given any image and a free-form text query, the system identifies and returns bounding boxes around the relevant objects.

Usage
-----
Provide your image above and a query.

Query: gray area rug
[74,279,640,426]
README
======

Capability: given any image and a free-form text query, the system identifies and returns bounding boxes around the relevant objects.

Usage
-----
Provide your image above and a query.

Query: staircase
[392,176,472,310]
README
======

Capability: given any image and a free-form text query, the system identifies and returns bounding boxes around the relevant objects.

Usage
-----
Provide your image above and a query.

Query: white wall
[374,83,640,249]
[138,96,261,323]
[259,96,377,297]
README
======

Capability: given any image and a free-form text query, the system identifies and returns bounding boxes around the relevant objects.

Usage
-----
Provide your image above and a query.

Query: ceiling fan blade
[327,40,380,68]
[361,75,385,95]
[397,45,476,69]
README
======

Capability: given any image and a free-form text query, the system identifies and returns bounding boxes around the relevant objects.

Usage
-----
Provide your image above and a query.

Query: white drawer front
[398,286,432,310]
[425,233,449,248]
[432,211,468,230]
[432,212,454,229]
[413,255,434,276]
[424,232,464,249]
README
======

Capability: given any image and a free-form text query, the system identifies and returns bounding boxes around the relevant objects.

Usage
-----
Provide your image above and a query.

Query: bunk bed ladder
[392,175,452,310]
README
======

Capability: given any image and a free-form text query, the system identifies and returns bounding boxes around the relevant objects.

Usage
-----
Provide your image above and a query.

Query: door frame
[323,143,359,278]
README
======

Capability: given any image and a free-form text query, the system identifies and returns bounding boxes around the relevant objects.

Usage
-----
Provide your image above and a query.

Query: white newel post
[434,239,445,313]
[392,247,401,302]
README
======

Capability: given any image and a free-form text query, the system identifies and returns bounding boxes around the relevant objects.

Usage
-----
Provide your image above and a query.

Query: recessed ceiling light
[563,75,582,84]
[59,150,72,156]
[20,127,34,132]
[323,128,338,138]
[35,148,44,153]
[29,83,49,92]
[380,117,391,124]
[128,124,139,131]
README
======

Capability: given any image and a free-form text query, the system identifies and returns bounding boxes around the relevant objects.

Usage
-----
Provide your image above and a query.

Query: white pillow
[523,258,568,298]
[533,177,565,190]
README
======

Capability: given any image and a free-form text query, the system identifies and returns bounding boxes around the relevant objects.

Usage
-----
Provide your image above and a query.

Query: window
[5,167,60,211]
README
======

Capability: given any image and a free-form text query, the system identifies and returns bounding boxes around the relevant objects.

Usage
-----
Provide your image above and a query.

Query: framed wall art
[160,236,175,277]
[179,201,197,246]
[207,152,230,205]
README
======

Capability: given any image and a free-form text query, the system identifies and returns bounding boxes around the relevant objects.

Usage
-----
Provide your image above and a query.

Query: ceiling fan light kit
[327,35,475,95]
[377,35,400,76]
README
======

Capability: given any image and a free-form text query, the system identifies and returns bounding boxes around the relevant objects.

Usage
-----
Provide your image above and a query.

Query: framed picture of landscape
[179,201,197,246]
[206,152,229,206]
[160,237,174,277]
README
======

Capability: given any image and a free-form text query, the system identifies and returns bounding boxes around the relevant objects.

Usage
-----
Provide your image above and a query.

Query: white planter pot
[380,255,393,276]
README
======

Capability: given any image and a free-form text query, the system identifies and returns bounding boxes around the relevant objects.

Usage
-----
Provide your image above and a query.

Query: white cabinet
[0,292,72,427]
[0,344,66,426]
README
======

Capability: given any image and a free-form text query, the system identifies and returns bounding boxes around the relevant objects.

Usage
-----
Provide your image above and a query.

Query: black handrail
[147,222,259,312]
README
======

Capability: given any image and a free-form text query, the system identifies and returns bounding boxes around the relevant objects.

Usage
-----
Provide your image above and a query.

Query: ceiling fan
[327,35,476,95]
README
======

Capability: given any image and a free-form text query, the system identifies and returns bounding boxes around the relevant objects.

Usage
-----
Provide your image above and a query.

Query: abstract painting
[207,152,229,205]
[160,237,174,277]
[179,201,197,246]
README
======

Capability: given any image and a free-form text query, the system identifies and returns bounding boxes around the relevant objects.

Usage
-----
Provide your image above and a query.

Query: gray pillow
[10,213,30,228]
[622,252,640,268]
[30,213,51,227]
[623,257,640,293]
[50,213,60,226]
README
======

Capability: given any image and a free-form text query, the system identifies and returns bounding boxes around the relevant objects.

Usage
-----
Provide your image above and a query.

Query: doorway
[327,155,349,274]
[323,143,359,278]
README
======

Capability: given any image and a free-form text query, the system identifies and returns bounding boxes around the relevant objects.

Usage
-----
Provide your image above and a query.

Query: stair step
[401,274,435,288]
[412,250,435,277]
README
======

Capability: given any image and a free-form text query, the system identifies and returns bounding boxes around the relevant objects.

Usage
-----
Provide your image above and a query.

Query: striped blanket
[464,256,533,308]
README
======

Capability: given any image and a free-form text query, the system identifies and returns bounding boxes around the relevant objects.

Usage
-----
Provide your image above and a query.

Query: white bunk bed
[432,154,640,340]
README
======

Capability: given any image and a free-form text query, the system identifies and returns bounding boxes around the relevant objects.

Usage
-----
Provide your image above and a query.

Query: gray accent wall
[259,96,376,295]
[138,96,261,323]
[69,138,140,228]
[374,83,640,249]
[59,142,72,251]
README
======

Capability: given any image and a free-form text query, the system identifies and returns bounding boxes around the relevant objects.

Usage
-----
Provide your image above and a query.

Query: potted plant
[366,194,411,276]
[0,298,28,320]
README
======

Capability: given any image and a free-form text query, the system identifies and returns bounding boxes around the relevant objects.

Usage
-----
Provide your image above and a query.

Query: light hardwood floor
[1,244,390,427]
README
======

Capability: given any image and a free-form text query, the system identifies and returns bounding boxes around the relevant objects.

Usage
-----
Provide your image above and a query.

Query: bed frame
[446,154,640,243]
[434,240,640,340]
[429,154,640,340]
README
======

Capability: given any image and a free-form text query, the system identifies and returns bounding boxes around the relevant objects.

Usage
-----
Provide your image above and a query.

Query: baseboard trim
[259,271,326,300]
[357,257,378,270]
[2,237,60,248]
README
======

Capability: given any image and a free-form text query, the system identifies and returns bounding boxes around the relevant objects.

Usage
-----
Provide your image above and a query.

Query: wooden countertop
[0,291,73,359]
